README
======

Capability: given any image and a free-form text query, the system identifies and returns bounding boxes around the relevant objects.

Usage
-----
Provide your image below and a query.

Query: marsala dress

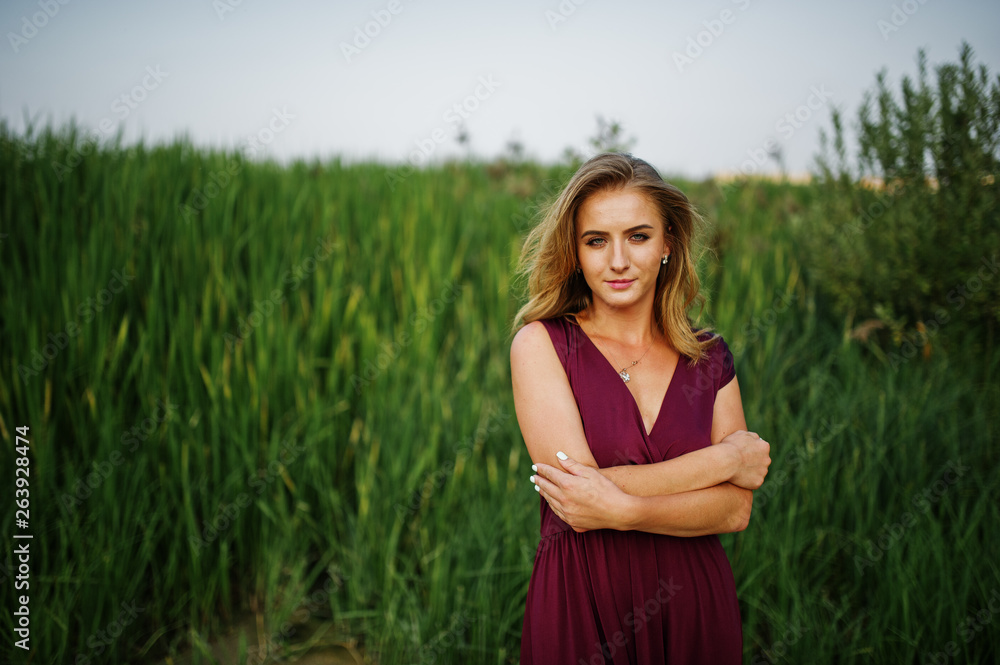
[520,316,742,665]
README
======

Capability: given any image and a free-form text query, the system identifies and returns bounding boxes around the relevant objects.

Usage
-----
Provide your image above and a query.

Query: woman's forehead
[576,188,660,230]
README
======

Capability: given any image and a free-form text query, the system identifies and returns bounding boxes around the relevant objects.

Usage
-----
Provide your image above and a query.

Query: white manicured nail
[556,451,568,460]
[534,484,541,492]
[531,464,537,472]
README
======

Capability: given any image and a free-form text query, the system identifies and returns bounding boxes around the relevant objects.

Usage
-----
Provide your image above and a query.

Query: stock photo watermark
[886,253,998,370]
[751,417,843,511]
[340,0,406,63]
[581,578,681,665]
[923,587,1000,664]
[854,458,968,572]
[213,0,248,21]
[350,279,464,393]
[60,398,180,513]
[414,609,477,664]
[846,190,893,236]
[189,435,309,554]
[394,409,511,519]
[52,65,169,181]
[223,231,336,349]
[17,266,135,382]
[679,287,796,406]
[672,0,753,74]
[545,0,588,31]
[243,566,353,665]
[73,600,146,664]
[718,84,833,198]
[846,134,969,236]
[729,288,797,357]
[178,106,295,222]
[510,179,561,235]
[7,0,72,53]
[750,620,808,664]
[877,0,932,40]
[386,76,502,190]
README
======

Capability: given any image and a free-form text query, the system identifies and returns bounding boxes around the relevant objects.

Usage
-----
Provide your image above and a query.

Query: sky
[2,0,998,179]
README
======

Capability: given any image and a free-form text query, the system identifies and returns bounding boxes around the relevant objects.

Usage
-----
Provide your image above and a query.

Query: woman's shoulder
[687,327,736,388]
[515,315,567,336]
[511,316,577,364]
[523,314,578,334]
[512,320,547,348]
[512,318,560,353]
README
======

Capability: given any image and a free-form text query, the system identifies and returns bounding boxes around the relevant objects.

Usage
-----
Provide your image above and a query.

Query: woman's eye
[586,237,606,247]
[630,233,650,242]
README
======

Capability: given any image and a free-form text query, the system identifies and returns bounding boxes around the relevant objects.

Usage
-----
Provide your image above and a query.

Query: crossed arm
[511,320,771,537]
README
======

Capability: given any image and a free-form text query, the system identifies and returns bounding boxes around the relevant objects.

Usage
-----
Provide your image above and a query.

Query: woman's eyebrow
[579,224,656,238]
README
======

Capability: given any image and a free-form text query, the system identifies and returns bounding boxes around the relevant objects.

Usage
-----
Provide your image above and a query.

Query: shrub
[803,42,999,351]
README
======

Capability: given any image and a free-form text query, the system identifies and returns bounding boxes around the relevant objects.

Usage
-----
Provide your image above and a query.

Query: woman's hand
[531,452,635,532]
[720,430,771,489]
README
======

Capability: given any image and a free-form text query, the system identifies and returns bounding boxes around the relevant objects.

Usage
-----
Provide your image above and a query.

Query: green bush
[803,42,999,354]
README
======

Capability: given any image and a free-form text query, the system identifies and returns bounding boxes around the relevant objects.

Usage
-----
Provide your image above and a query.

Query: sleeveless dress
[519,316,743,664]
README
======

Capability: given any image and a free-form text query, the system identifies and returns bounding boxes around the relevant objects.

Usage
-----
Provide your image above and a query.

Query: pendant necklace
[594,332,656,384]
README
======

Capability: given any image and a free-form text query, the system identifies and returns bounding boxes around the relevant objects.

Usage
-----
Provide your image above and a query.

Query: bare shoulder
[510,320,558,363]
[510,319,597,468]
[511,320,568,390]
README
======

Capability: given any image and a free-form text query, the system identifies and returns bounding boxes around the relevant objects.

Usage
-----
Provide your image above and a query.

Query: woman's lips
[606,279,635,290]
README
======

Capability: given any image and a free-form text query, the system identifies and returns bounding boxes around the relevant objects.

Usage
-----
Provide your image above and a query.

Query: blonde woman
[511,153,771,664]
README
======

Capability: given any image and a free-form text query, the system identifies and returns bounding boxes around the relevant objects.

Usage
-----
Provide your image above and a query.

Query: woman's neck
[577,302,659,348]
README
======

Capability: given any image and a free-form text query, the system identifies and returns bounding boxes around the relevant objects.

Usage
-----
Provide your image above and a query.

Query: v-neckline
[572,319,682,438]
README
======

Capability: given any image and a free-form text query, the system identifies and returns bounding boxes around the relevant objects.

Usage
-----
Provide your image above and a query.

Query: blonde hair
[511,152,716,362]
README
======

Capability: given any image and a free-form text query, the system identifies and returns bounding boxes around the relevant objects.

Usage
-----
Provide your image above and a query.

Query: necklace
[591,330,656,384]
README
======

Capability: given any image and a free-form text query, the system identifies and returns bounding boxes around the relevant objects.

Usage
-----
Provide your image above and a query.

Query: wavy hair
[511,152,716,362]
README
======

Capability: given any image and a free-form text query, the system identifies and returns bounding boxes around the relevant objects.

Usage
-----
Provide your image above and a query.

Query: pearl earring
[661,255,669,265]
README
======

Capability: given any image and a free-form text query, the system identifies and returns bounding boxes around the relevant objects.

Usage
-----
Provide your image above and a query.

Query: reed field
[1,122,998,664]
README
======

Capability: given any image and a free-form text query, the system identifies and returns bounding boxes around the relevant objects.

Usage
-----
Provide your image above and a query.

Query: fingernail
[556,451,568,460]
[534,484,541,492]
[529,475,535,483]
[531,464,537,472]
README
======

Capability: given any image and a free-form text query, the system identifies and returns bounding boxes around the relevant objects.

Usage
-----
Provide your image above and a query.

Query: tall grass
[0,123,997,664]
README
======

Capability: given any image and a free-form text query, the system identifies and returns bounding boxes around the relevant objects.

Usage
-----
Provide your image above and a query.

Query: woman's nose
[610,241,629,271]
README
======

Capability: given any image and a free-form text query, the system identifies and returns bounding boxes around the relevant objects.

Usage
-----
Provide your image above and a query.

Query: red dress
[520,317,743,664]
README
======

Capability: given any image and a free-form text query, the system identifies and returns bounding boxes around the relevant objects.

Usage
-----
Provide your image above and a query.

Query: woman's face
[575,187,669,313]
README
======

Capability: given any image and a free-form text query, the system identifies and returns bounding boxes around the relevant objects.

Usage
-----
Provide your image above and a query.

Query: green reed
[0,123,996,664]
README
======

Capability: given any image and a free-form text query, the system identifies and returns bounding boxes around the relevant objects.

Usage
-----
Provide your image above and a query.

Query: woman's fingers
[532,465,575,518]
[726,430,773,489]
[533,474,569,523]
[554,451,588,476]
[531,468,561,499]
[531,462,574,489]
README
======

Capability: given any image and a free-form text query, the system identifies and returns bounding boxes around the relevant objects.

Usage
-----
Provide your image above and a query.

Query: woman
[510,153,771,664]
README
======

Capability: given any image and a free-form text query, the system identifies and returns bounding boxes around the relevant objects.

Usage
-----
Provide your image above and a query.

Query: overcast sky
[2,0,998,179]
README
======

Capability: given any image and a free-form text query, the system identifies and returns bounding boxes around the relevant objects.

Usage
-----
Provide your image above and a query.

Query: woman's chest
[571,365,716,464]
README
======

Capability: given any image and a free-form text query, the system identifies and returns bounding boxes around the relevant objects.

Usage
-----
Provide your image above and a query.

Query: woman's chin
[594,288,650,310]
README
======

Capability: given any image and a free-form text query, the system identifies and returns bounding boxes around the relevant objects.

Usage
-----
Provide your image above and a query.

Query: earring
[661,255,669,265]
[576,266,582,274]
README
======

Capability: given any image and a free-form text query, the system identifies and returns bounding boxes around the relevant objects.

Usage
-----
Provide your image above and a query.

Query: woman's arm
[531,454,752,535]
[511,323,768,497]
[511,320,602,469]
[529,347,770,536]
[600,378,769,495]
[597,437,738,496]
[619,484,751,536]
[613,379,765,536]
[598,416,769,496]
